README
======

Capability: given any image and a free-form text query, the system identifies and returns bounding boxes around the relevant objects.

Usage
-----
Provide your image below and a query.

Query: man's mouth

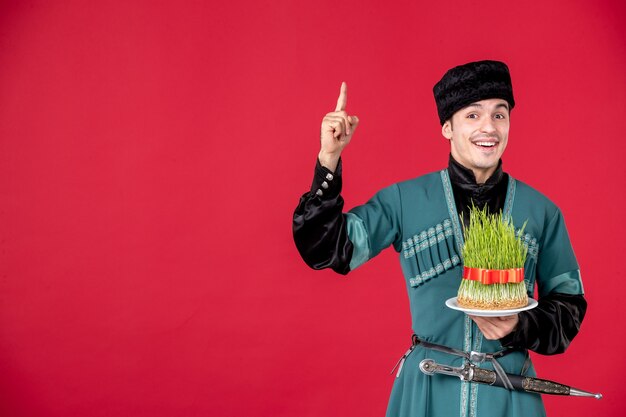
[473,141,498,149]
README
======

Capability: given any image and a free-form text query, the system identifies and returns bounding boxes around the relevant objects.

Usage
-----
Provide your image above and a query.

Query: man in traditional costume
[293,60,586,417]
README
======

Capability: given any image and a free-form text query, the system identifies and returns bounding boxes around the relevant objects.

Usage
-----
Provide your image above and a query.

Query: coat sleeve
[292,159,402,274]
[500,292,587,355]
[292,159,354,274]
[501,208,587,355]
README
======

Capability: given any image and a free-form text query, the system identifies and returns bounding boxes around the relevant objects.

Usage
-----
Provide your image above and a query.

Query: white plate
[445,297,538,317]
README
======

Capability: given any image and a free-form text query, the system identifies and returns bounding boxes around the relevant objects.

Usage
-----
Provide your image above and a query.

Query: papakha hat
[433,60,515,125]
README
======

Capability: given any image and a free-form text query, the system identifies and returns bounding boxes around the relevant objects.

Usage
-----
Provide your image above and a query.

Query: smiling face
[442,98,510,183]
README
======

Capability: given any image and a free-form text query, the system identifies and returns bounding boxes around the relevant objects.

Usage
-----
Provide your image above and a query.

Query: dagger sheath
[469,364,570,395]
[419,359,602,399]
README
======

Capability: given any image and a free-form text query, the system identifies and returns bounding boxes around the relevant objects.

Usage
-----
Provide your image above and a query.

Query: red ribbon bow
[463,266,524,285]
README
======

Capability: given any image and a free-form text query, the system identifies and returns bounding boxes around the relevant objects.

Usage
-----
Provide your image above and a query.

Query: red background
[1,1,625,416]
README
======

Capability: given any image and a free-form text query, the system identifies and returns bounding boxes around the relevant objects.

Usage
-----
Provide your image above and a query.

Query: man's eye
[494,114,506,119]
[467,113,478,119]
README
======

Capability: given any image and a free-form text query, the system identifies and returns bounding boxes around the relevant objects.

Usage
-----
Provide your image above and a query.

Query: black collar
[447,154,504,186]
[447,154,508,211]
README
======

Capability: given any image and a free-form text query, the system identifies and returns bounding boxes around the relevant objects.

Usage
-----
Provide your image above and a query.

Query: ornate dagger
[419,359,602,399]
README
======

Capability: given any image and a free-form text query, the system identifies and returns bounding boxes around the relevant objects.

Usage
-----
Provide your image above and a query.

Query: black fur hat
[433,60,515,125]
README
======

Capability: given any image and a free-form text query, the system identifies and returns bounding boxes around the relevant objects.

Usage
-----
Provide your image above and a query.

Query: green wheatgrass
[457,205,529,309]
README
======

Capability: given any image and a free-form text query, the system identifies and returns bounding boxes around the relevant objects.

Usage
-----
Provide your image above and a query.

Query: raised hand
[318,82,359,172]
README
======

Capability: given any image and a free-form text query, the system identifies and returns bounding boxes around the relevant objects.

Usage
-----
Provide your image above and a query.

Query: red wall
[1,1,625,416]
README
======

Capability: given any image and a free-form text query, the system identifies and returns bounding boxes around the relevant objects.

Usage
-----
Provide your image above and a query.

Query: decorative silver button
[321,181,329,189]
[325,173,334,181]
[316,189,323,197]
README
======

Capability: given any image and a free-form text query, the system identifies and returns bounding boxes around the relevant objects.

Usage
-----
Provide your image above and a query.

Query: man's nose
[480,117,497,134]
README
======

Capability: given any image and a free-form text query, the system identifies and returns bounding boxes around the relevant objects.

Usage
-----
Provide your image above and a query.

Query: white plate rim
[445,297,538,317]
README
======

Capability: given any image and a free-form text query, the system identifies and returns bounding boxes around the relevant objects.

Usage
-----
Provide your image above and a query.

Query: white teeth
[476,142,496,147]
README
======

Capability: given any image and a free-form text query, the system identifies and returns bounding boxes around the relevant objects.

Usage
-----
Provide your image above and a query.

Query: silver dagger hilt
[419,359,472,381]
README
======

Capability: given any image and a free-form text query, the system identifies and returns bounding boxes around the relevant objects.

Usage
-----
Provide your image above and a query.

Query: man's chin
[471,152,501,167]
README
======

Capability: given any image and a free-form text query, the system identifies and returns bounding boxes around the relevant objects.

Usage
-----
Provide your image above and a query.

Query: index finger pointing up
[335,81,347,112]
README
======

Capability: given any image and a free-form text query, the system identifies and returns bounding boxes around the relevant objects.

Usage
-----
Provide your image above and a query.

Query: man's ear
[442,120,453,140]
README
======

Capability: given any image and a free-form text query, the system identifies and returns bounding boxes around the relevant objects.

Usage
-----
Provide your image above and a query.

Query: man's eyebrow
[465,102,509,111]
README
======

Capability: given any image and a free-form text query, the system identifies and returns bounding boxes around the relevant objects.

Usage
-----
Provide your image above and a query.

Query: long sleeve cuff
[310,158,342,199]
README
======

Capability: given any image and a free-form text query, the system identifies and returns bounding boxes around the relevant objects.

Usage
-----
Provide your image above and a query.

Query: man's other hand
[469,314,519,340]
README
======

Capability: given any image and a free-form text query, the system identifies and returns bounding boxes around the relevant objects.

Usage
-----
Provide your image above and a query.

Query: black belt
[391,334,531,391]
